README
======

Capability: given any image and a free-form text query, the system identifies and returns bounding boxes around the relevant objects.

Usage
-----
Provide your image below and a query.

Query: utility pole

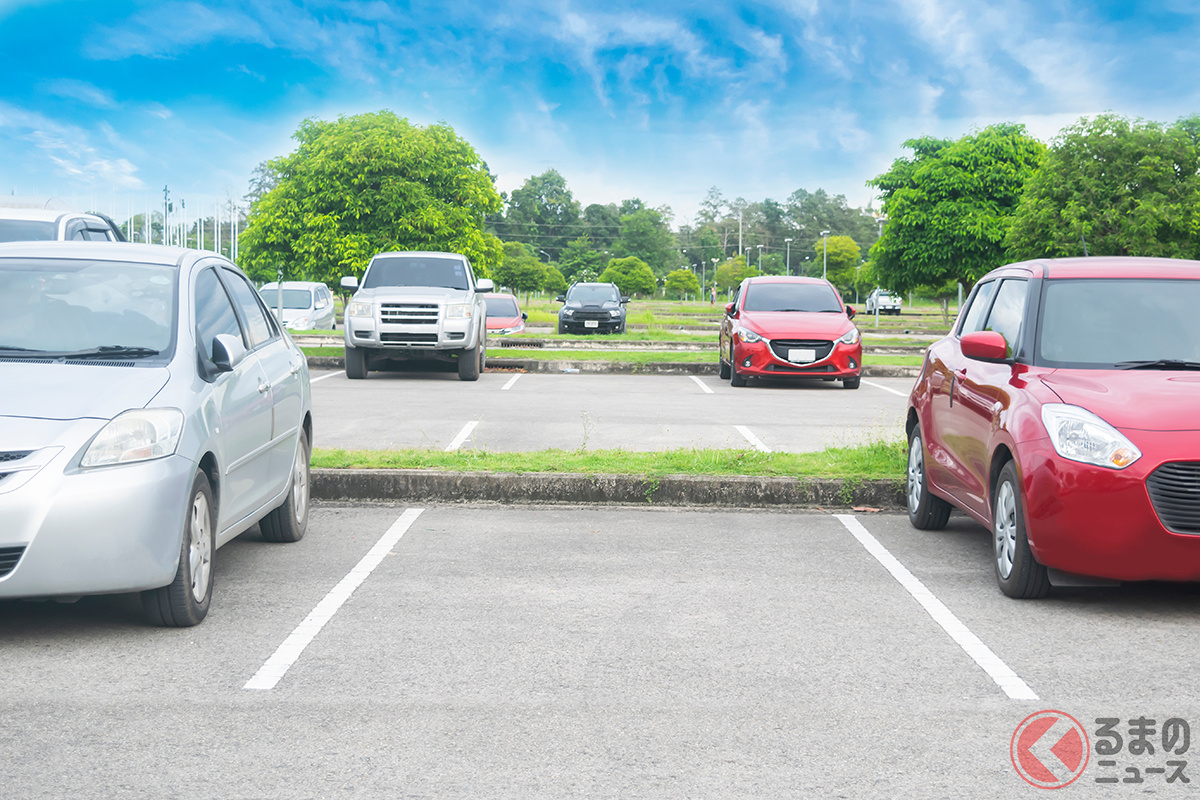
[820,230,831,280]
[784,238,792,276]
[162,186,170,246]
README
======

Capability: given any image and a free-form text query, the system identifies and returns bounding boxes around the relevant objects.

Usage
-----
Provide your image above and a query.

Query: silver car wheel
[907,436,924,513]
[188,490,213,604]
[994,480,1017,580]
[291,440,310,521]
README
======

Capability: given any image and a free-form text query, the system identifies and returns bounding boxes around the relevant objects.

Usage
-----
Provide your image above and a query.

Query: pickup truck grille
[380,303,439,324]
[381,333,439,344]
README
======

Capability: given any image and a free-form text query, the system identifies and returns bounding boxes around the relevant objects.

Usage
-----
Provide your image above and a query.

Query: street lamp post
[756,244,763,274]
[784,238,792,276]
[820,230,831,280]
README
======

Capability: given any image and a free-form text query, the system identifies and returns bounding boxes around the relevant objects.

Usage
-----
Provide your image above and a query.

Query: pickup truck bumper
[344,303,481,353]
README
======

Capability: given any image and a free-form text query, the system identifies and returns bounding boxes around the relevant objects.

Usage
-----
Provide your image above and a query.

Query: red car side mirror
[846,305,856,320]
[961,330,1010,361]
[724,302,736,317]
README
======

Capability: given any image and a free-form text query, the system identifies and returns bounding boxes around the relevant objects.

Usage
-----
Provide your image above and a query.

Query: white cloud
[41,79,118,109]
[0,101,146,190]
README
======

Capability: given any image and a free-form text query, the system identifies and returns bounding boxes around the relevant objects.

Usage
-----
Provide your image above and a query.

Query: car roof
[0,207,100,223]
[0,240,217,268]
[489,292,519,300]
[370,250,467,260]
[990,256,1200,281]
[261,281,327,289]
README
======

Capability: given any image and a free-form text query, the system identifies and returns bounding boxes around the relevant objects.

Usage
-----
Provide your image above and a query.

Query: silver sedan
[0,242,313,626]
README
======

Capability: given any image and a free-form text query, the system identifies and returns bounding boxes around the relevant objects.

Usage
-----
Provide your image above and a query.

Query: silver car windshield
[0,220,57,242]
[363,257,470,290]
[0,258,177,356]
[261,288,314,310]
[1038,278,1200,367]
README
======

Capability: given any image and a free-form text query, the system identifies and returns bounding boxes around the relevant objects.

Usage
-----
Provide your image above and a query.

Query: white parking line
[862,379,909,398]
[690,376,714,394]
[309,371,339,385]
[244,508,425,691]
[502,374,523,391]
[835,514,1038,701]
[735,425,771,453]
[445,421,479,452]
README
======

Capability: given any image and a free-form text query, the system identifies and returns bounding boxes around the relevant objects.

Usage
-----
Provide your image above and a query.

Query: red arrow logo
[1011,710,1090,789]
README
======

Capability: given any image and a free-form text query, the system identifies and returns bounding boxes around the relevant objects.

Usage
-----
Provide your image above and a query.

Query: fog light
[849,357,858,369]
[742,357,752,368]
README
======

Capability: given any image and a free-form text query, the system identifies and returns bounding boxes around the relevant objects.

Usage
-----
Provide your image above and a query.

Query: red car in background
[484,292,527,336]
[906,256,1200,597]
[718,276,862,389]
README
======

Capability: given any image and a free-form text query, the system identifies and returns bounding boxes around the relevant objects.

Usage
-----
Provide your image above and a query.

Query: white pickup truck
[865,289,902,315]
[340,250,494,381]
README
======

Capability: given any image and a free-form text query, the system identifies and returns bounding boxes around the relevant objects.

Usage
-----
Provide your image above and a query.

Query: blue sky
[1,0,1198,227]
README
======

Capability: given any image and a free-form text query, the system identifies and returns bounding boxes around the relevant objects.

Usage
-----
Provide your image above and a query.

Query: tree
[812,235,862,290]
[582,203,621,248]
[558,236,608,282]
[1007,114,1200,260]
[493,241,546,298]
[868,123,1046,298]
[714,255,754,291]
[239,111,502,285]
[543,265,568,295]
[664,268,701,299]
[787,188,880,253]
[501,169,581,260]
[600,256,657,296]
[613,207,676,276]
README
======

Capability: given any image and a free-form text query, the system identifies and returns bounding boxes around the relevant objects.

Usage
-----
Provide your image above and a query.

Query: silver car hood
[0,362,170,421]
[355,286,471,302]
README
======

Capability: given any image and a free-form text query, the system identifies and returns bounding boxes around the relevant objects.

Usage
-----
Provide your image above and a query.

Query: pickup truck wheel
[345,346,368,379]
[458,343,481,381]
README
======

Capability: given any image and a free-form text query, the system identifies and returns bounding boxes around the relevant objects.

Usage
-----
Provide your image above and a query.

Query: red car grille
[768,339,833,361]
[1146,462,1200,534]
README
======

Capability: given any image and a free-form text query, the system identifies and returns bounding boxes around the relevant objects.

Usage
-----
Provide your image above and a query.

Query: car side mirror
[961,330,1011,361]
[621,296,631,304]
[521,312,528,320]
[211,333,247,373]
[476,278,495,293]
[846,305,856,320]
[555,294,566,303]
[340,276,359,291]
[724,302,736,317]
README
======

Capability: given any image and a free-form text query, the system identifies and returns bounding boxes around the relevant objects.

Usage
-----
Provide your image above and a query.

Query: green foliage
[868,123,1046,295]
[492,241,547,296]
[543,264,568,295]
[612,207,676,276]
[813,235,862,289]
[501,169,581,259]
[664,268,701,298]
[713,255,753,290]
[1006,114,1200,260]
[239,111,503,285]
[558,236,608,282]
[600,256,657,296]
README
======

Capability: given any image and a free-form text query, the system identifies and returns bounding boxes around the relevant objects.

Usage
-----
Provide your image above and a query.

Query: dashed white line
[502,374,523,391]
[735,425,771,453]
[835,514,1038,701]
[690,376,714,394]
[244,508,425,691]
[445,420,479,452]
[862,379,909,398]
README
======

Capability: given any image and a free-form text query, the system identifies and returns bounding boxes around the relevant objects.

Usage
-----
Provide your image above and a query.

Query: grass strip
[301,346,921,367]
[313,439,907,480]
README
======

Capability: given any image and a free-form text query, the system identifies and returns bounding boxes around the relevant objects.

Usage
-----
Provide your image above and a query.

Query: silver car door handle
[258,381,271,394]
[290,362,301,376]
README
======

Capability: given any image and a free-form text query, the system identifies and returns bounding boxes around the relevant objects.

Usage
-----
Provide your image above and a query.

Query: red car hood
[740,311,852,339]
[486,315,523,330]
[1038,369,1200,431]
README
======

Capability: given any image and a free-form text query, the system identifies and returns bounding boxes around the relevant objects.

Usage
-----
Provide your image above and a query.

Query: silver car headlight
[739,327,763,344]
[838,327,861,346]
[446,303,473,320]
[1041,404,1141,469]
[81,409,184,468]
[347,301,373,318]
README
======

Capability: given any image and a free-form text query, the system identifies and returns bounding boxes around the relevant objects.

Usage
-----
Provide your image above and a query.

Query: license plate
[585,320,599,328]
[788,348,817,363]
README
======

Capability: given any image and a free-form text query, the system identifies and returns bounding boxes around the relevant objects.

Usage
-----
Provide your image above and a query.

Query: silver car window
[221,269,275,349]
[194,268,244,360]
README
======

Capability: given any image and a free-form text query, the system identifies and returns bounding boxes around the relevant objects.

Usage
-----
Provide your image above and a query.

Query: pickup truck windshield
[363,256,470,290]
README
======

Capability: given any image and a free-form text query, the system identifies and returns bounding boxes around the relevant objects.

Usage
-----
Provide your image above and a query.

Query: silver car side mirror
[211,333,247,373]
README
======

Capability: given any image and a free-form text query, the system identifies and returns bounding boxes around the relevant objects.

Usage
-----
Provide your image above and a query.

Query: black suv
[556,282,630,334]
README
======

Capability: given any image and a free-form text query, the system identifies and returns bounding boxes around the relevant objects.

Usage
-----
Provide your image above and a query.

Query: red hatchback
[907,257,1200,597]
[718,276,863,388]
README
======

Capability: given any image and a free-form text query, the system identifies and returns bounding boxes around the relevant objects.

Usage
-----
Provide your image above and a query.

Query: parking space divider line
[735,425,771,453]
[501,374,523,391]
[689,376,714,394]
[861,379,908,398]
[244,508,425,691]
[445,421,479,452]
[834,514,1039,701]
[309,372,339,385]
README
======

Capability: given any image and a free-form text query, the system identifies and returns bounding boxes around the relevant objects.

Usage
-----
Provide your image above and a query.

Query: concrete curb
[313,469,907,510]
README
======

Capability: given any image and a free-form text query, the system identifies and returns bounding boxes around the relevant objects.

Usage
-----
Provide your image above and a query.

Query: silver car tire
[260,427,311,544]
[143,471,214,627]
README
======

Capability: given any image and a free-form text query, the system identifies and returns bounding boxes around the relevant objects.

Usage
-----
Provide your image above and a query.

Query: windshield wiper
[1116,359,1200,371]
[59,346,162,359]
[0,345,46,353]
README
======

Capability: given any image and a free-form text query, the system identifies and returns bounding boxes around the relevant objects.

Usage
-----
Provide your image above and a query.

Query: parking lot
[4,371,1200,796]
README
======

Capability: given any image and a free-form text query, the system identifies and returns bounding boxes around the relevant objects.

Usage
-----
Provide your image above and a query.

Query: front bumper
[0,447,193,598]
[731,337,862,379]
[559,314,622,333]
[344,306,479,351]
[1021,431,1200,581]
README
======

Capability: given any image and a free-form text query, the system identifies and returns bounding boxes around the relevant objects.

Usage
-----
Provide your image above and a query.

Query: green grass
[300,347,922,367]
[866,355,923,367]
[313,439,907,480]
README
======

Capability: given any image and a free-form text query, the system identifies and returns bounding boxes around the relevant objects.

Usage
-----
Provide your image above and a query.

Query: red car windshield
[743,282,841,313]
[485,296,519,316]
[1038,278,1200,367]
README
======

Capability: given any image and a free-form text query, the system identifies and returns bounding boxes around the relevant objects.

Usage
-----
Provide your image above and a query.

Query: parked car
[485,292,527,335]
[556,282,629,334]
[906,256,1200,597]
[0,204,126,243]
[718,276,862,388]
[340,250,493,380]
[865,288,902,315]
[259,280,337,331]
[0,242,312,626]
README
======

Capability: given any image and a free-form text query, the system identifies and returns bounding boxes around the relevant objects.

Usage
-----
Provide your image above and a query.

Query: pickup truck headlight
[445,303,473,320]
[609,310,621,318]
[81,409,184,468]
[1041,404,1141,469]
[838,328,861,346]
[347,301,373,318]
